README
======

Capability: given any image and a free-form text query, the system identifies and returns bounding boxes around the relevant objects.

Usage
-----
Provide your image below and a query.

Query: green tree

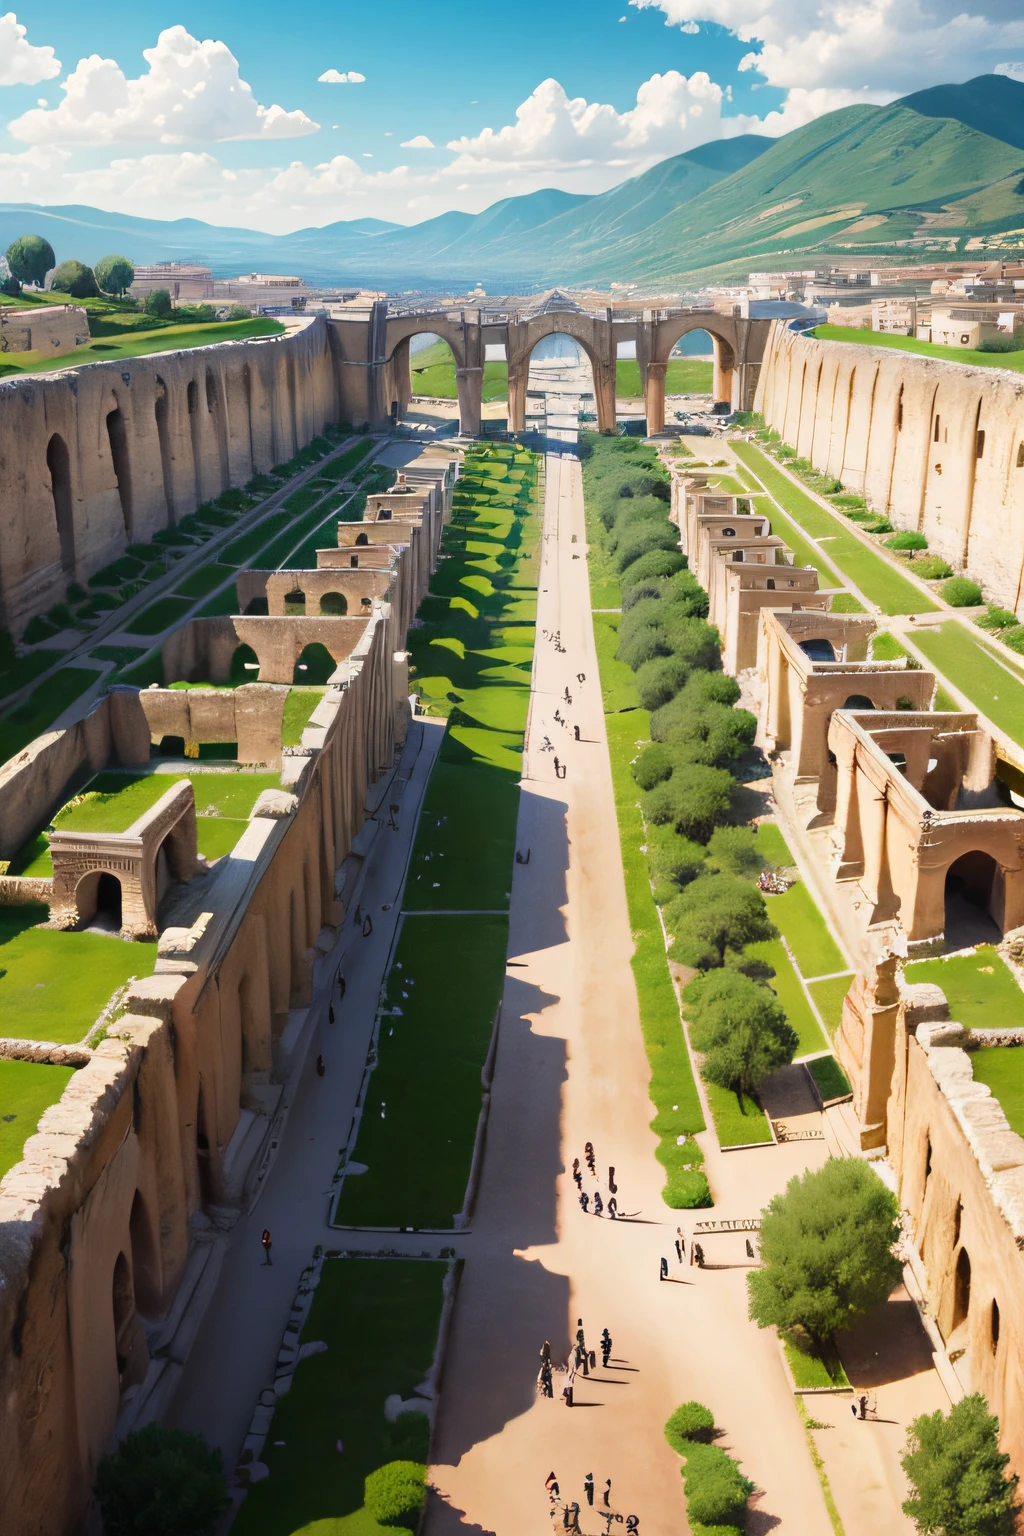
[364,1461,427,1529]
[902,1394,1021,1536]
[95,1424,229,1536]
[6,233,55,287]
[227,302,252,319]
[95,254,135,296]
[685,969,796,1094]
[50,259,98,299]
[666,874,776,970]
[642,762,733,843]
[705,824,767,878]
[747,1159,903,1348]
[145,288,173,318]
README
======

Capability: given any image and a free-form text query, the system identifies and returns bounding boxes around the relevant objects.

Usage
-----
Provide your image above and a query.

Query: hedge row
[664,1400,753,1532]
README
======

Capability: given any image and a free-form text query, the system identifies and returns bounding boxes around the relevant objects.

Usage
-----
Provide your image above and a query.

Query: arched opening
[195,1083,214,1206]
[154,377,174,525]
[407,333,464,401]
[360,595,372,609]
[129,1190,160,1317]
[945,850,1003,946]
[666,328,714,402]
[112,1250,147,1391]
[842,694,875,709]
[75,869,123,931]
[722,527,737,537]
[799,638,836,662]
[355,532,369,546]
[349,554,359,568]
[46,432,75,573]
[319,591,348,615]
[1017,442,1024,469]
[244,595,269,616]
[230,643,260,684]
[377,506,393,520]
[283,587,306,616]
[952,1246,971,1331]
[991,1298,1000,1352]
[766,578,776,589]
[106,406,133,536]
[293,643,337,685]
[205,368,217,414]
[187,378,201,506]
[528,332,595,403]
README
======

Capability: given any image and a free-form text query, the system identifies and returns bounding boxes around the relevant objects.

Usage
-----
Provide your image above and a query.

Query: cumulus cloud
[401,134,435,148]
[319,69,365,83]
[629,0,1024,96]
[995,60,1024,81]
[9,25,318,144]
[0,11,60,86]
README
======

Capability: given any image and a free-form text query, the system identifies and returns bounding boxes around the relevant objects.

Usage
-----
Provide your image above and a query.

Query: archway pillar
[645,362,668,435]
[456,367,483,437]
[593,359,617,433]
[714,348,735,408]
[507,359,528,433]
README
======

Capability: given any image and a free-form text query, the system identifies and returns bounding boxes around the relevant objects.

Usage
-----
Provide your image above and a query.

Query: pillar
[645,362,668,434]
[507,359,528,433]
[713,345,734,407]
[455,367,483,437]
[593,360,617,433]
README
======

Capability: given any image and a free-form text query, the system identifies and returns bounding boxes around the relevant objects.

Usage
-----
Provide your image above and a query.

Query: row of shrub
[584,433,799,1109]
[665,1401,754,1533]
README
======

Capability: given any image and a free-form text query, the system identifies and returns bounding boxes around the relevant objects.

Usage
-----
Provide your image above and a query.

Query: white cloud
[629,0,1024,95]
[9,25,318,145]
[401,134,435,148]
[318,69,365,84]
[995,61,1024,81]
[0,12,60,86]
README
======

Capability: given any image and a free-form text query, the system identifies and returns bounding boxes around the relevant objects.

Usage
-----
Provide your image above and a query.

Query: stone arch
[952,1245,971,1331]
[105,403,133,537]
[187,378,201,507]
[650,314,738,412]
[944,849,1004,943]
[129,1189,160,1317]
[799,638,836,661]
[293,642,336,685]
[508,313,612,432]
[244,595,269,616]
[112,1249,147,1391]
[355,531,369,546]
[842,694,875,709]
[154,376,175,525]
[75,869,123,930]
[46,431,75,573]
[319,591,348,615]
[205,365,229,494]
[283,586,306,615]
[230,642,260,683]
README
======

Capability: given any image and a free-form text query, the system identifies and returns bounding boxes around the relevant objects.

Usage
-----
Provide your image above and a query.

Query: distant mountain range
[4,74,1024,291]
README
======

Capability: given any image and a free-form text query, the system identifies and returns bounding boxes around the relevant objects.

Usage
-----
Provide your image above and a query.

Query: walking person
[261,1229,273,1266]
[674,1235,683,1264]
[545,1472,559,1500]
[608,1165,616,1193]
[579,1190,589,1214]
[660,1255,669,1281]
[316,1054,326,1077]
[553,755,561,778]
[567,1502,581,1532]
[572,1157,582,1190]
[607,1195,617,1218]
[577,673,586,684]
[585,1142,596,1176]
[593,1190,604,1217]
[601,1328,612,1367]
[584,1474,595,1507]
[576,1319,586,1352]
[540,1362,554,1398]
[540,1339,552,1365]
[574,724,581,741]
[562,1376,574,1409]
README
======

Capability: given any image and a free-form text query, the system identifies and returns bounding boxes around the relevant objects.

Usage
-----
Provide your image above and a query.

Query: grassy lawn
[282,688,325,748]
[910,622,1024,746]
[0,665,104,764]
[763,879,847,979]
[904,946,1024,1031]
[807,975,854,1037]
[812,324,1024,377]
[0,1059,78,1178]
[969,1047,1024,1136]
[806,1054,852,1103]
[0,903,157,1044]
[702,1077,773,1147]
[405,761,520,911]
[0,317,283,379]
[233,1257,446,1536]
[334,915,509,1229]
[747,937,829,1056]
[750,496,851,598]
[123,594,194,636]
[754,820,794,868]
[615,358,713,397]
[782,1328,851,1390]
[593,613,641,712]
[173,563,236,599]
[735,443,938,616]
[410,340,509,401]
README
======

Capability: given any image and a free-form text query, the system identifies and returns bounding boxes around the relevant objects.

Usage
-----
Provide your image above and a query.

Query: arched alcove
[355,532,369,546]
[945,850,1003,946]
[320,591,348,615]
[799,638,836,662]
[842,694,875,709]
[106,406,133,536]
[46,432,75,573]
[75,870,122,930]
[154,376,174,525]
[284,587,306,616]
[129,1191,160,1317]
[293,643,337,685]
[244,596,269,616]
[112,1250,147,1391]
[953,1246,971,1331]
[230,643,260,684]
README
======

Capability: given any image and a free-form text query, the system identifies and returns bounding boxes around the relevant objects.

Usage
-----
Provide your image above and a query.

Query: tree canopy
[902,1394,1021,1536]
[747,1159,903,1347]
[145,288,173,318]
[667,874,776,970]
[6,233,55,287]
[50,259,98,299]
[95,254,135,296]
[95,1424,229,1536]
[684,968,796,1094]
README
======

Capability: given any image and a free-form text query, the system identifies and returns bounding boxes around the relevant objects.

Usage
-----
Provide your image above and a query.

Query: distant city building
[130,262,214,301]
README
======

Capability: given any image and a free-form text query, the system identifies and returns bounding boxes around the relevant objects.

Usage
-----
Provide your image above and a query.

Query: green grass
[0,666,104,763]
[592,613,641,712]
[755,498,855,600]
[754,820,794,868]
[0,904,157,1044]
[282,688,324,748]
[0,317,283,379]
[123,594,193,635]
[735,443,938,616]
[969,1047,1024,1137]
[782,1329,851,1390]
[221,512,292,566]
[90,645,145,666]
[807,976,854,1037]
[233,1257,446,1536]
[763,879,847,979]
[404,761,520,911]
[172,563,235,599]
[334,915,509,1228]
[615,357,713,398]
[746,938,829,1056]
[0,1059,78,1179]
[0,648,59,702]
[813,324,1024,376]
[410,340,509,401]
[905,946,1024,1032]
[702,1077,773,1147]
[911,622,1024,746]
[870,631,910,661]
[806,1054,852,1103]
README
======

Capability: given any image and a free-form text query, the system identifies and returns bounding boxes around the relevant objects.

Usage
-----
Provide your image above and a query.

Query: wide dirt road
[424,400,834,1535]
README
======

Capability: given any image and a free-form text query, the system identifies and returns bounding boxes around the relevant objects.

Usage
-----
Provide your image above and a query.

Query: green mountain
[895,74,1024,153]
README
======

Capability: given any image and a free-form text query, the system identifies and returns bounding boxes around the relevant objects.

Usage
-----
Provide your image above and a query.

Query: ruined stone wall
[755,322,1024,614]
[0,317,340,635]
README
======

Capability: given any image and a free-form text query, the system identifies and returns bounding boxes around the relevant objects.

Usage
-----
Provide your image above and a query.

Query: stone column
[455,367,483,437]
[713,346,734,407]
[507,359,528,433]
[594,360,617,433]
[645,362,668,434]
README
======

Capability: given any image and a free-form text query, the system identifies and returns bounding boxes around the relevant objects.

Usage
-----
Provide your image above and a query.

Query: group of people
[573,1143,622,1219]
[538,665,587,770]
[545,1470,639,1534]
[537,1319,614,1404]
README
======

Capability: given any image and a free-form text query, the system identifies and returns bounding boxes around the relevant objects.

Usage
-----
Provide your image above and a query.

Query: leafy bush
[977,605,1018,632]
[685,969,796,1092]
[95,1424,229,1536]
[941,576,983,607]
[50,259,99,298]
[705,825,767,878]
[978,334,1024,353]
[608,494,676,548]
[23,614,57,644]
[910,555,953,580]
[7,233,55,287]
[619,548,687,587]
[661,568,710,617]
[885,530,928,552]
[633,741,677,790]
[654,702,757,767]
[615,521,680,573]
[902,1393,1021,1536]
[665,1400,716,1451]
[645,823,706,891]
[95,254,135,296]
[145,288,173,318]
[682,1443,755,1528]
[666,876,776,971]
[364,1461,428,1529]
[636,655,691,711]
[747,1159,902,1347]
[643,763,734,843]
[622,578,669,611]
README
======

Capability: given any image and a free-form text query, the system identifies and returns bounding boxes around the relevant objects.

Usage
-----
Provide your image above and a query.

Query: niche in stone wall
[154,376,175,524]
[106,406,134,537]
[46,431,75,572]
[320,591,348,615]
[293,642,336,684]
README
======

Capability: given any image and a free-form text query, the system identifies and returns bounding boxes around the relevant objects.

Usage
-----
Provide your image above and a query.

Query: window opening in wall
[934,416,941,443]
[925,1137,932,1179]
[378,507,392,520]
[187,380,198,414]
[976,430,986,460]
[953,1198,963,1248]
[106,407,133,537]
[722,527,736,536]
[320,591,348,615]
[361,595,372,609]
[284,588,306,616]
[355,532,369,546]
[896,387,904,431]
[206,369,217,413]
[953,1246,971,1330]
[843,694,875,710]
[46,432,75,573]
[798,638,836,661]
[1017,443,1024,469]
[766,578,776,589]
[732,550,744,562]
[992,1298,1001,1351]
[350,554,359,567]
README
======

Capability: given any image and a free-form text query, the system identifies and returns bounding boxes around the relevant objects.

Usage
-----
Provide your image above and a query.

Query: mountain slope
[896,74,1024,152]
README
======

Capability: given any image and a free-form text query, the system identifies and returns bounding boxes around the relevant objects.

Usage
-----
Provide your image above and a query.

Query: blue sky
[1,1,1022,231]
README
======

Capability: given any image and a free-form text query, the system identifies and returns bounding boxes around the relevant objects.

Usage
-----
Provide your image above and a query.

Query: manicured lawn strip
[755,820,794,867]
[282,688,324,748]
[593,613,641,712]
[783,1330,851,1389]
[806,1054,852,1103]
[0,1060,78,1179]
[808,976,854,1038]
[335,915,509,1228]
[969,1048,1024,1137]
[405,760,520,911]
[0,666,104,763]
[735,442,938,616]
[764,880,847,978]
[746,937,829,1057]
[749,496,851,598]
[0,904,156,1044]
[233,1257,446,1536]
[812,323,1024,376]
[911,622,1024,746]
[173,563,236,599]
[0,650,55,701]
[123,594,193,636]
[221,512,292,566]
[702,1077,773,1147]
[0,318,283,380]
[90,645,145,666]
[615,357,712,397]
[904,946,1024,1032]
[54,770,280,832]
